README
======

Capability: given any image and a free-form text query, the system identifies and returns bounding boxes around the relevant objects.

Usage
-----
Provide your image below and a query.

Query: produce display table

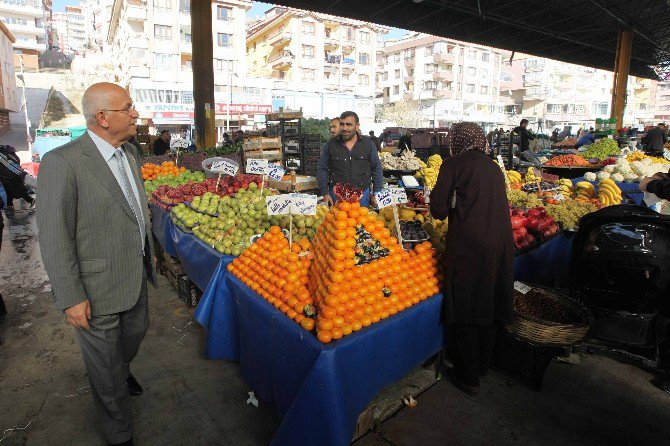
[570,177,644,206]
[149,202,177,256]
[513,233,573,287]
[226,274,444,446]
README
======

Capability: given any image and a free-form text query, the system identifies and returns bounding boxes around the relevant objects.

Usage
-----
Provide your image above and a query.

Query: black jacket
[152,138,170,156]
[643,126,667,153]
[513,126,534,151]
[647,175,670,200]
[317,135,383,196]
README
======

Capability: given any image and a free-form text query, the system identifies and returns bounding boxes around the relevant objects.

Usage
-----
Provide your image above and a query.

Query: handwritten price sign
[246,158,268,175]
[514,281,532,295]
[210,159,238,176]
[290,194,317,215]
[265,165,285,181]
[374,189,393,209]
[265,194,292,215]
[390,188,408,205]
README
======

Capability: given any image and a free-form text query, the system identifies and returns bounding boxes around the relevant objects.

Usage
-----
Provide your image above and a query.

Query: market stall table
[149,202,177,256]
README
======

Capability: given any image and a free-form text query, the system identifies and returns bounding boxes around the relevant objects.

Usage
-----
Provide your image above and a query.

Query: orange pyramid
[228,202,442,344]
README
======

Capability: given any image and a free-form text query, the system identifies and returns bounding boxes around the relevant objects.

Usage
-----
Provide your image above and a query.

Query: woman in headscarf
[430,122,514,395]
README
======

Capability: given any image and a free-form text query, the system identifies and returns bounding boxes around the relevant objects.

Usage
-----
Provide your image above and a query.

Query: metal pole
[227,70,231,133]
[19,55,32,155]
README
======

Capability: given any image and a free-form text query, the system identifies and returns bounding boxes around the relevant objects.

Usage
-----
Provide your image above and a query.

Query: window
[154,53,174,69]
[408,68,414,77]
[154,25,172,40]
[302,69,315,81]
[180,26,191,43]
[359,31,370,44]
[481,69,489,78]
[481,53,489,62]
[425,45,433,56]
[342,73,350,80]
[216,5,230,20]
[384,55,389,64]
[468,49,476,59]
[395,69,400,79]
[492,87,497,96]
[181,90,193,104]
[404,49,415,59]
[425,63,434,74]
[302,45,314,58]
[153,0,171,11]
[358,74,369,86]
[302,21,315,35]
[465,83,475,93]
[423,81,437,90]
[359,53,369,65]
[179,0,190,13]
[182,59,192,71]
[382,72,388,81]
[458,65,463,75]
[344,26,354,40]
[393,85,400,95]
[393,53,400,63]
[215,59,232,73]
[592,102,608,115]
[467,67,476,76]
[480,85,488,94]
[501,72,513,82]
[217,33,231,47]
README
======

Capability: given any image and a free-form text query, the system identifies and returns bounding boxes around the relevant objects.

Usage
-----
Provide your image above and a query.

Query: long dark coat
[430,150,514,325]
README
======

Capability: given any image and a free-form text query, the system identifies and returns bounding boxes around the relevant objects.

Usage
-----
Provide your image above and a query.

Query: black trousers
[450,322,498,387]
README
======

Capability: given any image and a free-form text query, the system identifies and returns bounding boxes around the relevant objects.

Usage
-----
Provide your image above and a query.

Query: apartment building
[64,5,86,53]
[378,33,514,129]
[246,7,388,127]
[81,0,113,53]
[654,81,670,123]
[108,0,270,137]
[50,10,64,49]
[0,19,18,135]
[0,0,48,70]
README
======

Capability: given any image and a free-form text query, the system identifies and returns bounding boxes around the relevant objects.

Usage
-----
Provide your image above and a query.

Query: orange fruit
[317,330,333,343]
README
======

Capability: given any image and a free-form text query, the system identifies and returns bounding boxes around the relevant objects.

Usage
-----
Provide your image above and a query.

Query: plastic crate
[177,275,202,307]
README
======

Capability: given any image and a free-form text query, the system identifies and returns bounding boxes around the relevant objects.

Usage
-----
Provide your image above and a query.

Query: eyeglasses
[103,104,136,114]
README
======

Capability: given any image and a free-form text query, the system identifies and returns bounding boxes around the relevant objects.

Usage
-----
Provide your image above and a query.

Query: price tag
[290,193,317,215]
[497,155,505,166]
[390,188,408,205]
[211,159,238,176]
[374,189,393,209]
[246,158,268,175]
[265,194,292,215]
[265,164,285,181]
[514,281,532,295]
[554,193,565,201]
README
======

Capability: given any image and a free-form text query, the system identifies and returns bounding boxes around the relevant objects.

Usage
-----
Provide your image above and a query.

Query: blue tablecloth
[227,274,444,446]
[149,202,177,256]
[571,176,644,206]
[514,233,573,287]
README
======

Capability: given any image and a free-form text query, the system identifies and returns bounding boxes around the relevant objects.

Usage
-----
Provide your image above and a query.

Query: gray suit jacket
[37,132,157,316]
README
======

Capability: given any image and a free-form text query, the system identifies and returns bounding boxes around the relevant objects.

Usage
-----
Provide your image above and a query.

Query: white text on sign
[246,158,268,175]
[374,189,393,209]
[210,160,239,176]
[290,194,317,215]
[265,165,286,181]
[266,194,292,215]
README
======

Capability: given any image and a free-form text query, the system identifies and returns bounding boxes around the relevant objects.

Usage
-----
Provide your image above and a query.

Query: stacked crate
[302,134,323,176]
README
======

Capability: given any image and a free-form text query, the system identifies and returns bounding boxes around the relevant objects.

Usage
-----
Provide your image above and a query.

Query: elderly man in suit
[37,82,155,446]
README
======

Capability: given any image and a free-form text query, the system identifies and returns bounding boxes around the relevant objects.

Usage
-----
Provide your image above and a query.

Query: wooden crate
[268,174,318,192]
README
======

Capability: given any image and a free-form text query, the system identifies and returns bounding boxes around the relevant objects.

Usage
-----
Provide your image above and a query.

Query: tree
[375,101,424,128]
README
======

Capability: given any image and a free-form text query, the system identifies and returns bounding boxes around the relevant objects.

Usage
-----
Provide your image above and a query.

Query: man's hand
[322,195,334,207]
[369,194,377,208]
[65,300,91,330]
[639,176,654,192]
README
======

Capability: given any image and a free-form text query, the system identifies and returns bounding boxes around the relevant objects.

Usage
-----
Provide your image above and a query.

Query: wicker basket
[505,286,593,347]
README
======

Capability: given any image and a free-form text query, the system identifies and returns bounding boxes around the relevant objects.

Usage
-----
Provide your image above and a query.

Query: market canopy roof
[270,0,670,79]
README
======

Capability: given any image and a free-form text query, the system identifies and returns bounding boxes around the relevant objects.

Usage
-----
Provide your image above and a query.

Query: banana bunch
[507,170,522,184]
[597,179,622,207]
[574,181,596,200]
[525,167,538,183]
[417,154,442,189]
[557,179,573,196]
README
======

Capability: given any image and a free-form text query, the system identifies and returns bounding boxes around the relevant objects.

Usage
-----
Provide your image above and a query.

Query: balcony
[341,58,355,71]
[405,75,414,83]
[13,40,46,52]
[435,88,454,99]
[0,0,43,17]
[268,29,291,47]
[403,91,415,101]
[127,65,150,79]
[4,23,45,36]
[128,35,149,49]
[325,54,341,65]
[433,53,454,63]
[403,57,415,66]
[179,41,192,53]
[324,35,339,48]
[126,4,147,20]
[342,39,355,51]
[268,50,293,69]
[432,70,453,81]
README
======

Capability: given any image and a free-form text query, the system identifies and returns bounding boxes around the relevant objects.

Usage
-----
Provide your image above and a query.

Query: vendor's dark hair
[160,129,170,135]
[340,111,359,124]
[520,119,529,126]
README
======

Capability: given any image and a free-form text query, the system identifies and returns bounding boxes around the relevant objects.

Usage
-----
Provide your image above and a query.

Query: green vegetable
[582,138,620,160]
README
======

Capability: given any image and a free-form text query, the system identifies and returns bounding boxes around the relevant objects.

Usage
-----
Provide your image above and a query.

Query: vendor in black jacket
[152,130,171,155]
[317,111,383,208]
[640,173,670,200]
[512,119,534,152]
[642,123,667,155]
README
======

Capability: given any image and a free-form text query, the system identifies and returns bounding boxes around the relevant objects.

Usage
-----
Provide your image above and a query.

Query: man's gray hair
[81,87,111,125]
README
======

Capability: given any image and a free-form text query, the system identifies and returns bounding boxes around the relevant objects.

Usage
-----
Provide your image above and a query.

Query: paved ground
[1,211,670,446]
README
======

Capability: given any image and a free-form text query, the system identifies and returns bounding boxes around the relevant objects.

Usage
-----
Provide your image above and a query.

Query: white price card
[211,159,238,176]
[290,193,317,215]
[246,158,268,175]
[265,194,292,215]
[374,189,393,209]
[497,155,505,167]
[390,188,408,205]
[265,164,286,181]
[514,281,532,295]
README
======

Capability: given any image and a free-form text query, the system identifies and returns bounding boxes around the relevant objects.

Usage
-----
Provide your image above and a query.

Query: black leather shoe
[109,437,134,446]
[127,373,143,396]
